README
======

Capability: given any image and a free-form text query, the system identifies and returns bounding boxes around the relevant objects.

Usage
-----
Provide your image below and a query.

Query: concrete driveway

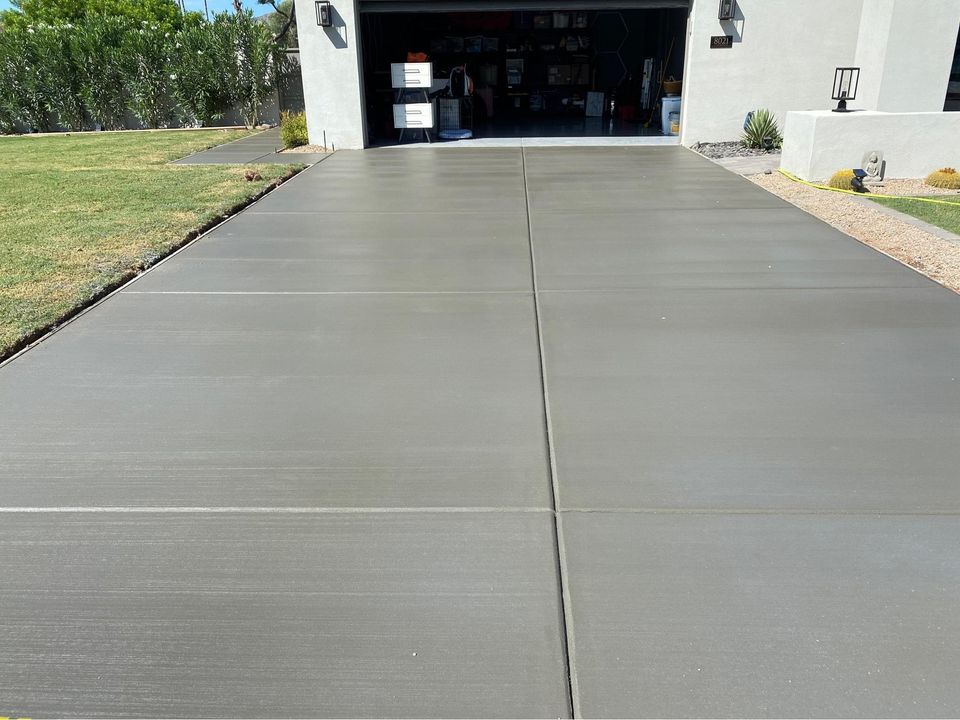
[2,147,960,718]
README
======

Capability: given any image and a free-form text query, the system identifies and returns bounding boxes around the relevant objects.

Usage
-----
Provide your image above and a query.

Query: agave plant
[742,108,782,150]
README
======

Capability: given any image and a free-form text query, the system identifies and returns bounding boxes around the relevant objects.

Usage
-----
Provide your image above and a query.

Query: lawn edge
[0,164,306,367]
[863,195,960,242]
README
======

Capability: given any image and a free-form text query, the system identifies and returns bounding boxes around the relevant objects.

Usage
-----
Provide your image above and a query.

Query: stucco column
[294,0,367,149]
[854,0,960,112]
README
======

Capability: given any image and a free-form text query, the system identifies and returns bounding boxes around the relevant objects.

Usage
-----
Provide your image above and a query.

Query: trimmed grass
[869,195,960,236]
[0,129,300,358]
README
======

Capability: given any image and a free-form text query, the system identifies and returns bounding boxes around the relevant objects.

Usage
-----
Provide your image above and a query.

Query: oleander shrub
[170,19,232,126]
[280,110,308,148]
[926,167,960,189]
[0,24,56,132]
[71,16,131,130]
[42,24,88,131]
[0,8,289,134]
[742,108,783,150]
[219,10,289,128]
[0,31,21,132]
[828,169,857,191]
[121,21,176,128]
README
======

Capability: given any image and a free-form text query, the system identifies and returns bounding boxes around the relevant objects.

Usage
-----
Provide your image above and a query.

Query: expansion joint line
[521,147,580,718]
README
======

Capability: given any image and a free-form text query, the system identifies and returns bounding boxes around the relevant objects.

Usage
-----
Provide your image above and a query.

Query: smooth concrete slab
[0,511,570,718]
[252,151,329,164]
[540,287,960,512]
[6,143,960,716]
[250,182,527,214]
[523,146,786,211]
[172,152,281,165]
[171,128,286,165]
[526,179,786,212]
[250,152,526,214]
[129,211,532,292]
[563,512,960,718]
[530,209,931,290]
[711,152,782,175]
[0,292,550,508]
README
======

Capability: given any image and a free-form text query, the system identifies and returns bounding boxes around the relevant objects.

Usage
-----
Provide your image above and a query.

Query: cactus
[926,168,960,189]
[828,169,857,190]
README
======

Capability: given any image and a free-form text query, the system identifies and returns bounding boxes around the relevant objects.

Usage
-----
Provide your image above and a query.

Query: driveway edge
[0,164,309,368]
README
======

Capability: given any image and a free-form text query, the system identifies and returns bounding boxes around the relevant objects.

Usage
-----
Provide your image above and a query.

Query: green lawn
[0,130,299,359]
[870,195,960,236]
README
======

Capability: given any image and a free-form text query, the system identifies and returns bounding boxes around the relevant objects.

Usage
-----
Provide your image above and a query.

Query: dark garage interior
[360,5,688,144]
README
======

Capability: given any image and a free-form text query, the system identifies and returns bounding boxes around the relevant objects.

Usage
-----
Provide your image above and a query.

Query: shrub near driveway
[0,129,299,359]
[280,111,308,149]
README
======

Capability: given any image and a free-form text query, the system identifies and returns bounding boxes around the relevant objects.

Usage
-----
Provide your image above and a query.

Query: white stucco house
[291,0,960,151]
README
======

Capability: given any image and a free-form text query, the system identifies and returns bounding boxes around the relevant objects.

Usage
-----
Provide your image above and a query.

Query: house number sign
[710,35,734,49]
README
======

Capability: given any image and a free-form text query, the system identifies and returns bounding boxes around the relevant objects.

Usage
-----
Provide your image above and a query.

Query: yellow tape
[777,169,960,207]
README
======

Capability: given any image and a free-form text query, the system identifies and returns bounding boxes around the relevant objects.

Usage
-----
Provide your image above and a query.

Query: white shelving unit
[391,62,434,143]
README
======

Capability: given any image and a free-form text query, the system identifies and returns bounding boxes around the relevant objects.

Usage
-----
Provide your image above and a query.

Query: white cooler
[661,95,681,136]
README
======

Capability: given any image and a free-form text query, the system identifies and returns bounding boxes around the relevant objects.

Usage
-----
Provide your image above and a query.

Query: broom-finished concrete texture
[2,146,959,717]
[172,127,329,165]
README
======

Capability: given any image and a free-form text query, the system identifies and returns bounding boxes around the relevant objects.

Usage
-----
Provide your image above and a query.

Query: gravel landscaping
[281,144,329,153]
[749,171,960,293]
[692,141,780,159]
[866,178,960,197]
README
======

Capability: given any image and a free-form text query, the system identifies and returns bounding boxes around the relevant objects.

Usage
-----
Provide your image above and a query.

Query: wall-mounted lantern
[718,0,737,21]
[315,1,332,27]
[832,67,860,112]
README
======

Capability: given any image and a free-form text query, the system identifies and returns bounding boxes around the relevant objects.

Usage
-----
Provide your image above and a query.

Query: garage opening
[359,3,688,145]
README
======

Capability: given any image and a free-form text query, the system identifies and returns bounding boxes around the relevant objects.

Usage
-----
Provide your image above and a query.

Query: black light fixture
[315,0,332,27]
[851,169,868,193]
[718,0,736,21]
[832,67,860,112]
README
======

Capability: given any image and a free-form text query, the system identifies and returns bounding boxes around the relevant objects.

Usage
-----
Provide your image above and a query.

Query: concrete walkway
[2,146,960,717]
[173,127,329,165]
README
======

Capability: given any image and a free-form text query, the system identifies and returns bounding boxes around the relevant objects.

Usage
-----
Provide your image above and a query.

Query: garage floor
[2,147,960,717]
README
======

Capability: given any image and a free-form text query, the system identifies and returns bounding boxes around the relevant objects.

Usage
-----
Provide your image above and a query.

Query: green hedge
[0,11,290,133]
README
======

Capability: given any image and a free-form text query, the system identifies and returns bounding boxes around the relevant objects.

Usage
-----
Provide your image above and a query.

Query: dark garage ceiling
[360,0,690,12]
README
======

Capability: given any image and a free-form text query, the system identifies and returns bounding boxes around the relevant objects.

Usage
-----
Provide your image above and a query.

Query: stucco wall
[855,0,960,112]
[780,110,960,181]
[680,0,960,145]
[295,0,367,149]
[680,0,863,145]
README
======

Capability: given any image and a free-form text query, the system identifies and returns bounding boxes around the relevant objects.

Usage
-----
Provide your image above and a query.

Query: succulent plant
[741,108,783,150]
[926,168,960,189]
[828,169,857,190]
